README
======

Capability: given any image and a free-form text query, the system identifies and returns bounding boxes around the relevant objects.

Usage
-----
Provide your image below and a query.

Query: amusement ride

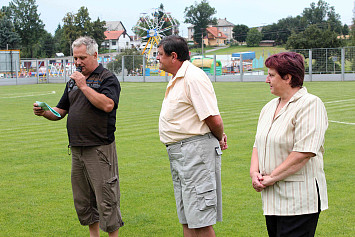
[132,8,179,60]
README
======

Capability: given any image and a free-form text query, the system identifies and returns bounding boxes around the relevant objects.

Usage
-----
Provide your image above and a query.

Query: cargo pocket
[195,181,216,211]
[102,175,119,210]
[101,175,121,231]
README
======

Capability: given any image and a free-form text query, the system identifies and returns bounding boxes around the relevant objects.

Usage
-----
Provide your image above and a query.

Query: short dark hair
[158,35,190,61]
[265,52,305,88]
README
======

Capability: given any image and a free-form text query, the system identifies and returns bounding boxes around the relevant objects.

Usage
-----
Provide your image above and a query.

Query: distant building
[105,21,126,31]
[204,27,227,46]
[187,25,194,42]
[102,31,131,52]
[187,18,235,44]
[259,40,276,47]
[215,18,234,43]
[101,21,132,52]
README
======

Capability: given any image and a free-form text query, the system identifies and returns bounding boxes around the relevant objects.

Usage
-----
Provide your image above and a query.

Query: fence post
[46,59,49,83]
[325,49,328,73]
[341,47,345,81]
[213,54,217,82]
[15,60,18,85]
[309,49,312,82]
[122,56,124,82]
[240,54,243,82]
[36,59,39,84]
[63,59,67,83]
[143,55,146,83]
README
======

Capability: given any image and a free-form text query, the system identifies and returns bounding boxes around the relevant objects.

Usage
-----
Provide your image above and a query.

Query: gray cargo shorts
[166,133,222,228]
[71,141,124,233]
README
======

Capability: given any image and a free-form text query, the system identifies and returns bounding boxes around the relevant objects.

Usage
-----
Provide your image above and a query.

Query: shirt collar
[288,87,307,103]
[85,63,102,80]
[92,63,103,74]
[174,61,190,79]
[165,61,190,95]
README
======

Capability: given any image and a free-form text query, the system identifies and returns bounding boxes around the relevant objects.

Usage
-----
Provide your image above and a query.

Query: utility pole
[201,31,204,58]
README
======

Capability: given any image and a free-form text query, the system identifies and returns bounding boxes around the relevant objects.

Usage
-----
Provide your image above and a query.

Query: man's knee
[184,225,215,237]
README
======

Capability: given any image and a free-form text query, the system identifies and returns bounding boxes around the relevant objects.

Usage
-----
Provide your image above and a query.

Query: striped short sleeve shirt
[254,87,328,216]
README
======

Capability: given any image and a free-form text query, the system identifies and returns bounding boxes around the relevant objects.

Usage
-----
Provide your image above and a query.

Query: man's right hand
[33,103,45,116]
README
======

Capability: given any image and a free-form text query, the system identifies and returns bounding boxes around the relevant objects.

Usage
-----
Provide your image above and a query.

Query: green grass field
[205,45,286,58]
[0,81,354,236]
[190,45,286,58]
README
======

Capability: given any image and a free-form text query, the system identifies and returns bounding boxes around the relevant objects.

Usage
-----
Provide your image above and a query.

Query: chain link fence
[1,47,354,85]
[292,47,354,81]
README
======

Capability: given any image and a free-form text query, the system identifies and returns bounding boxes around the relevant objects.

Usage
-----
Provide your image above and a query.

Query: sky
[1,0,354,37]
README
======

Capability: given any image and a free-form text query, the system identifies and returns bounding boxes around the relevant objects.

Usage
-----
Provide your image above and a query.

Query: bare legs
[182,224,216,237]
[88,222,119,237]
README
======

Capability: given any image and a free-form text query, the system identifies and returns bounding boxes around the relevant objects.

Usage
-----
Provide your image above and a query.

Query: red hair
[265,52,305,88]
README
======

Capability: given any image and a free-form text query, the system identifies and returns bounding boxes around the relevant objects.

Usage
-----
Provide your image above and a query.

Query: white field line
[329,120,355,125]
[0,91,56,99]
[324,99,355,104]
[324,99,355,125]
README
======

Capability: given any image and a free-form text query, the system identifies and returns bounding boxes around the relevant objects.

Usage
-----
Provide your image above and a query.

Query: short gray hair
[72,36,98,55]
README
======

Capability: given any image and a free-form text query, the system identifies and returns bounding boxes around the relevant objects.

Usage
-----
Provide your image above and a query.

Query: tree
[62,7,106,56]
[342,24,349,36]
[302,0,342,34]
[8,0,45,58]
[286,25,343,72]
[62,12,79,56]
[232,24,249,42]
[286,25,343,49]
[91,17,106,49]
[53,24,69,55]
[262,16,306,45]
[350,19,355,70]
[0,15,21,49]
[259,1,342,46]
[246,28,262,47]
[285,0,344,50]
[0,5,12,18]
[75,6,92,36]
[184,0,217,46]
[37,31,55,58]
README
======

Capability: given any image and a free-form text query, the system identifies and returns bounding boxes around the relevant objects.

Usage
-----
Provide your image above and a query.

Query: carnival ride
[132,8,179,60]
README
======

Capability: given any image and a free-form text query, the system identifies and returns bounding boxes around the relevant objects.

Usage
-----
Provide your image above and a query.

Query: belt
[165,133,214,147]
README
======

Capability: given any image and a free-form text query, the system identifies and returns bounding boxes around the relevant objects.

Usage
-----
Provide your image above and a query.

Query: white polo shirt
[159,61,220,144]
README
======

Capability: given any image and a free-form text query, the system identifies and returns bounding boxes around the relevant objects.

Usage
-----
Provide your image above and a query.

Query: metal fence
[293,47,355,81]
[1,47,354,86]
[0,56,75,85]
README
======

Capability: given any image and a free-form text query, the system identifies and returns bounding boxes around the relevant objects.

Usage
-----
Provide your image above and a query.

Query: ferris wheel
[132,8,179,57]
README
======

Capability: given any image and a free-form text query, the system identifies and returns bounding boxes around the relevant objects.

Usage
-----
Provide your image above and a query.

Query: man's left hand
[219,133,228,150]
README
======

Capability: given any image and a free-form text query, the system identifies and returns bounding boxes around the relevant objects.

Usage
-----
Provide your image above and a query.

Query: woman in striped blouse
[250,52,328,237]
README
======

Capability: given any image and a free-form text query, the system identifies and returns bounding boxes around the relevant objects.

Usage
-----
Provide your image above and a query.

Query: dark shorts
[71,141,124,233]
[166,133,222,228]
